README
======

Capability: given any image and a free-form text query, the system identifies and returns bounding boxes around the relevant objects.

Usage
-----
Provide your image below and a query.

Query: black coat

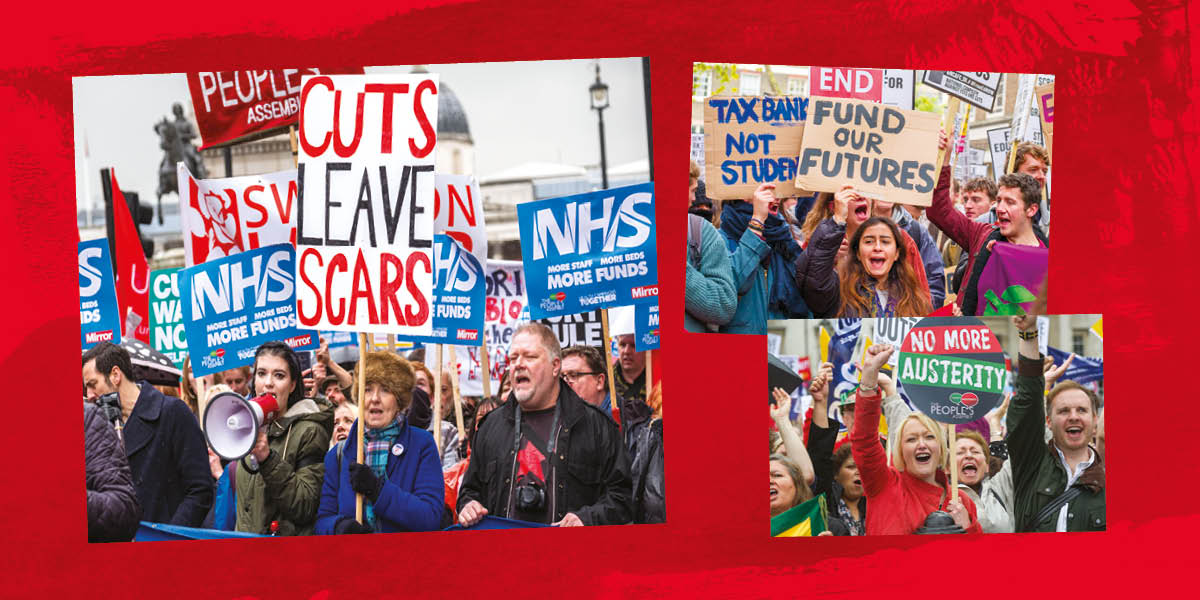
[84,403,141,542]
[629,418,664,524]
[122,384,213,526]
[457,383,633,525]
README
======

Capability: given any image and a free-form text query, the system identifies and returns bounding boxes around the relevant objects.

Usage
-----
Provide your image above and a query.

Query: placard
[874,317,921,368]
[78,238,122,349]
[811,67,914,111]
[178,163,298,267]
[295,73,439,336]
[180,243,319,377]
[148,269,187,369]
[433,174,487,267]
[635,302,660,351]
[795,98,941,207]
[395,235,485,346]
[188,68,323,149]
[690,133,706,182]
[986,127,1010,181]
[1035,82,1054,156]
[896,316,1006,424]
[703,95,806,199]
[518,182,658,319]
[920,70,1002,112]
[537,310,605,348]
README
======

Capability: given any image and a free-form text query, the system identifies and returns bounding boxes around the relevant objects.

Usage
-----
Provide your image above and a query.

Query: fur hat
[355,351,416,412]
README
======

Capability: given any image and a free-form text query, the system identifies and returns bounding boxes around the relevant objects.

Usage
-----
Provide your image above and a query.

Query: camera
[514,475,546,512]
[95,392,122,425]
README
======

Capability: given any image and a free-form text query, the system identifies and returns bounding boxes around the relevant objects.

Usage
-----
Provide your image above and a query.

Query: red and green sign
[897,316,1006,425]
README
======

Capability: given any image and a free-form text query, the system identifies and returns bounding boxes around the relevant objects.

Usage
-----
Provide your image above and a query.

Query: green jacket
[1007,355,1105,532]
[235,398,334,535]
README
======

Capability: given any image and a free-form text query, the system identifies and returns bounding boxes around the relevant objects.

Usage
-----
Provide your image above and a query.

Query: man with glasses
[562,345,652,451]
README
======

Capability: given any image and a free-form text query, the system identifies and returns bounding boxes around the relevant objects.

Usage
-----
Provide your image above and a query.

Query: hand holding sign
[749,183,777,222]
[832,185,858,225]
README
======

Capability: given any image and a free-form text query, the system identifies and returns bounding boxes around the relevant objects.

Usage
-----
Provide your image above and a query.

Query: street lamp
[589,63,610,190]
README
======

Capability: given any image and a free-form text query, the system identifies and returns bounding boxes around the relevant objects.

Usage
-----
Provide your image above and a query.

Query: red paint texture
[0,0,1195,597]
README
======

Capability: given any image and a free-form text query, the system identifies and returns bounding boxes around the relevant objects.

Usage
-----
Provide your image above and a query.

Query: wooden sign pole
[479,336,494,399]
[447,344,465,458]
[432,344,444,456]
[355,332,368,523]
[600,308,619,426]
[947,423,958,503]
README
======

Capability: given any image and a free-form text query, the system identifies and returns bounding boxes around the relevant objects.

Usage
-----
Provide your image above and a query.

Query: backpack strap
[687,214,704,269]
[1033,486,1083,528]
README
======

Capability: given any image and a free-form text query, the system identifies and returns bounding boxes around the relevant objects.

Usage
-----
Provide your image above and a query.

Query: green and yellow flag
[771,494,829,537]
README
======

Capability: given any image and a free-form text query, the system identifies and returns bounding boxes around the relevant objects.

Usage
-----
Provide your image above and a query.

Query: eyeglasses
[561,371,600,383]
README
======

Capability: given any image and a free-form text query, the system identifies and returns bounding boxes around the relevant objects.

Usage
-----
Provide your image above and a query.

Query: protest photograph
[687,66,1056,334]
[74,58,664,542]
[766,314,1102,536]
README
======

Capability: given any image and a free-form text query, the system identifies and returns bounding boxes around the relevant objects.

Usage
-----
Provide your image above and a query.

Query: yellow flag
[1090,318,1103,341]
[819,326,831,365]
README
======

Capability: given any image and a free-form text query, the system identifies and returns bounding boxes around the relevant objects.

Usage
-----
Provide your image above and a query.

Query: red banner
[809,67,884,102]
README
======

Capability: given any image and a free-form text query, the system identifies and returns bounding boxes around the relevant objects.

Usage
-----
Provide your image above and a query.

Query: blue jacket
[315,419,445,534]
[718,229,789,334]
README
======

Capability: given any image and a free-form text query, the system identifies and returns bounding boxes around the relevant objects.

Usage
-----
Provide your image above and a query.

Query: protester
[770,388,814,487]
[872,199,945,309]
[83,402,141,542]
[82,342,212,527]
[718,182,809,333]
[331,402,357,446]
[949,177,999,293]
[561,345,612,411]
[219,366,251,398]
[434,369,462,470]
[927,136,1049,315]
[315,336,355,403]
[1006,315,1105,532]
[796,185,932,317]
[850,343,981,534]
[232,341,334,535]
[319,376,348,406]
[688,160,715,221]
[685,168,738,331]
[614,334,647,406]
[629,381,664,524]
[953,430,1013,533]
[316,351,444,534]
[769,454,812,517]
[801,362,865,536]
[457,323,632,526]
[1011,142,1051,229]
[180,355,214,419]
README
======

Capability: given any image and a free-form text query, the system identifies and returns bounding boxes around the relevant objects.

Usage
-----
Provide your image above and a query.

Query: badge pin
[392,444,404,456]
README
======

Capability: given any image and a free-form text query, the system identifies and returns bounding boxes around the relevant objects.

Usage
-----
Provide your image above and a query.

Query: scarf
[719,201,809,317]
[835,495,865,536]
[362,417,403,529]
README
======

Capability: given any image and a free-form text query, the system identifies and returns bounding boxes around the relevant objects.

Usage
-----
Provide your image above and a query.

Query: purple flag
[976,244,1048,316]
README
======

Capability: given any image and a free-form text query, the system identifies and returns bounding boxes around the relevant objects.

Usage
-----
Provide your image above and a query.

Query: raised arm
[850,344,896,498]
[772,388,813,487]
[1004,315,1047,495]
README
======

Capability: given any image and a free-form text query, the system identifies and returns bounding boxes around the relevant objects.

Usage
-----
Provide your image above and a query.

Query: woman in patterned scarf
[316,351,445,534]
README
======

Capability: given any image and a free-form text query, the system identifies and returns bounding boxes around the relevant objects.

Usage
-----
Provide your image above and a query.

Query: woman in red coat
[850,343,982,535]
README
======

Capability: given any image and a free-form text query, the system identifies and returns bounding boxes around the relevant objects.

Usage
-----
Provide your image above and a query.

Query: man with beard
[456,323,632,527]
[1006,315,1105,532]
[614,334,647,407]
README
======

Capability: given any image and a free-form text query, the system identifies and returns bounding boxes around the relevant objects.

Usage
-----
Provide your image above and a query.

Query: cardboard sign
[295,73,439,336]
[921,71,1002,112]
[79,239,122,349]
[897,316,1006,425]
[178,164,298,267]
[635,302,660,351]
[149,269,187,369]
[433,174,487,267]
[188,69,323,149]
[795,98,941,207]
[1036,82,1054,156]
[180,243,319,377]
[690,133,706,182]
[518,182,658,319]
[703,95,806,199]
[986,127,1010,181]
[395,235,485,346]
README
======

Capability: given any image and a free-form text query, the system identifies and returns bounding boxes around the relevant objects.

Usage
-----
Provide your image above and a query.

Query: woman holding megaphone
[850,343,981,535]
[229,341,334,536]
[315,351,445,534]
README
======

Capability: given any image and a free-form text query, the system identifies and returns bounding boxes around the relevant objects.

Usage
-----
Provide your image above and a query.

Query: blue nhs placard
[180,243,319,376]
[396,234,486,346]
[518,182,658,319]
[79,238,123,349]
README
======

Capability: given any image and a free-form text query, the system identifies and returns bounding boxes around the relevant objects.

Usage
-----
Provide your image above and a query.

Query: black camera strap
[513,401,561,456]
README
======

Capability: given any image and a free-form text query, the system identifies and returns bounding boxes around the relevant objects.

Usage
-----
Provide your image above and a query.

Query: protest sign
[767,333,782,357]
[986,127,1010,181]
[921,71,1002,112]
[1047,346,1104,386]
[296,73,439,337]
[319,330,358,348]
[538,310,604,348]
[518,182,658,319]
[811,68,914,110]
[188,69,325,149]
[795,98,941,207]
[826,318,864,412]
[149,269,187,369]
[395,235,485,346]
[178,164,298,267]
[897,316,1006,425]
[635,301,660,351]
[703,95,806,199]
[977,244,1048,316]
[180,243,319,377]
[1036,82,1054,156]
[433,174,487,267]
[606,305,635,337]
[79,238,122,349]
[690,133,706,181]
[874,317,921,368]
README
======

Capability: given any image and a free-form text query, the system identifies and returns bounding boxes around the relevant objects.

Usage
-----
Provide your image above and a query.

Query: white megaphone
[203,391,281,461]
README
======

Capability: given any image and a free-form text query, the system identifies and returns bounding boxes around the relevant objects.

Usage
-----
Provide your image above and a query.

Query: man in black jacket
[457,323,632,527]
[82,342,212,526]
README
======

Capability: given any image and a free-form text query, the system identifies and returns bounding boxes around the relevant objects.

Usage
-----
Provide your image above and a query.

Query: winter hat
[354,351,416,412]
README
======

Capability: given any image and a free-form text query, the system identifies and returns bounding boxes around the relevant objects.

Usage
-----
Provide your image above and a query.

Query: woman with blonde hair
[851,343,981,534]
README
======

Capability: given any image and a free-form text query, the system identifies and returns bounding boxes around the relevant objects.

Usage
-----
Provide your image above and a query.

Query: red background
[1,0,1194,597]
